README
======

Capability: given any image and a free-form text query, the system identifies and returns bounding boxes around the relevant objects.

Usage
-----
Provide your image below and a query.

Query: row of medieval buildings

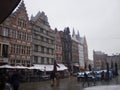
[0,1,89,73]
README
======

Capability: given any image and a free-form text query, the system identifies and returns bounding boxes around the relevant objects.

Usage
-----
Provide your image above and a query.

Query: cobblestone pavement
[20,73,120,90]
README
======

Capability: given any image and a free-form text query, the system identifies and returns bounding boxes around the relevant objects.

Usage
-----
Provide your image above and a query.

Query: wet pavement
[20,74,120,90]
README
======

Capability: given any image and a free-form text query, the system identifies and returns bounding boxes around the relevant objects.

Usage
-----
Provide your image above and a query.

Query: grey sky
[24,0,120,59]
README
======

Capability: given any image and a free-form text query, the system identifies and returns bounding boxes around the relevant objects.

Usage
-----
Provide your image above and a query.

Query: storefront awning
[30,64,68,71]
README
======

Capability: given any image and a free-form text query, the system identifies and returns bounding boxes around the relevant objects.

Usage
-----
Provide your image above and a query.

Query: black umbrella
[0,0,21,23]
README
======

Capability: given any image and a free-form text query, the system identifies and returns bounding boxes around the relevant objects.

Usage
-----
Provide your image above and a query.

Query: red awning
[0,0,21,24]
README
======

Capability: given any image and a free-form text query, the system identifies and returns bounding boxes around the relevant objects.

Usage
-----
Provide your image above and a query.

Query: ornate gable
[31,11,49,26]
[13,1,29,21]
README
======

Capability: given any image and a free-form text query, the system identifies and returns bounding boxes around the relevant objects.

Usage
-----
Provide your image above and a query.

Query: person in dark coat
[55,72,60,86]
[50,60,60,86]
[0,74,6,90]
[101,71,104,80]
[83,72,89,87]
[10,70,21,90]
[50,71,56,86]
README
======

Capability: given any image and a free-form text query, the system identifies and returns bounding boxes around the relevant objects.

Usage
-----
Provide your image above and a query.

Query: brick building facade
[54,28,62,63]
[0,1,32,66]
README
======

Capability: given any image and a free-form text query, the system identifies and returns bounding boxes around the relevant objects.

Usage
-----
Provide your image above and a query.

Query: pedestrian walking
[101,71,104,80]
[91,71,96,85]
[0,73,13,90]
[4,73,13,90]
[50,60,60,87]
[50,71,56,86]
[83,72,89,87]
[10,70,21,90]
[0,74,6,90]
[55,72,60,86]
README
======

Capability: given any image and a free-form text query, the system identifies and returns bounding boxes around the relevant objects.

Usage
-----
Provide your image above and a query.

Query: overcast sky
[24,0,120,60]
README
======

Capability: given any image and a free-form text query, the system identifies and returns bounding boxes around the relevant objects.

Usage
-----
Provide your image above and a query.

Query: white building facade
[72,30,85,70]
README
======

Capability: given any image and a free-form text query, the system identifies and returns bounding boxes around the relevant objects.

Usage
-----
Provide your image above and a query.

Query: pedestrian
[106,71,109,81]
[91,71,96,85]
[101,71,104,80]
[0,73,12,90]
[4,73,13,90]
[10,70,21,90]
[0,74,6,90]
[50,60,60,87]
[83,72,89,87]
[55,72,60,86]
[50,71,56,86]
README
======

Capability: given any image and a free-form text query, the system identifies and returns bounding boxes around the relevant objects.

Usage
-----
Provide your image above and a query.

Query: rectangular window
[46,38,49,43]
[44,48,47,54]
[17,31,21,39]
[41,36,44,41]
[27,34,31,41]
[34,56,38,63]
[12,30,16,38]
[18,45,20,54]
[51,49,54,55]
[49,58,52,64]
[3,27,9,37]
[34,45,38,52]
[18,18,26,27]
[0,44,1,56]
[51,58,54,64]
[18,18,22,27]
[41,46,44,53]
[47,48,49,54]
[13,44,16,54]
[23,46,26,54]
[21,45,24,54]
[28,35,31,41]
[51,40,53,44]
[41,57,44,64]
[46,31,48,35]
[28,47,30,54]
[15,30,18,39]
[16,59,20,63]
[0,26,2,36]
[22,33,26,40]
[21,32,23,40]
[27,46,30,54]
[16,45,19,54]
[26,46,28,54]
[47,58,49,64]
[40,28,44,33]
[26,34,27,40]
[2,44,8,58]
[44,30,46,34]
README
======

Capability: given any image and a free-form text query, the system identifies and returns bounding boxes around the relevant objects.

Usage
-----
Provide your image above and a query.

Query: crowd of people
[81,69,119,87]
[0,60,66,89]
[0,69,68,90]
